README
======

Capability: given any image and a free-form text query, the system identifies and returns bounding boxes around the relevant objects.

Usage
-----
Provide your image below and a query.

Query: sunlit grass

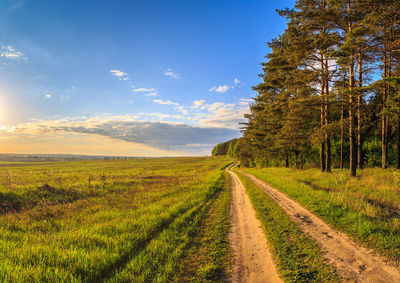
[241,167,400,261]
[0,157,231,282]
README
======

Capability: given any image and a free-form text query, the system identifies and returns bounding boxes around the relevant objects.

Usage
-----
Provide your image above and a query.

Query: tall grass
[0,157,231,282]
[241,167,400,262]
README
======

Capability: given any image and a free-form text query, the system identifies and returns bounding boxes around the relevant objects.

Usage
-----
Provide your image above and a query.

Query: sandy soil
[238,169,400,282]
[227,167,282,283]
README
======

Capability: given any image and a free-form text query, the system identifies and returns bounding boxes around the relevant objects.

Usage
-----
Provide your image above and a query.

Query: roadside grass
[241,167,400,262]
[236,172,340,283]
[0,157,231,282]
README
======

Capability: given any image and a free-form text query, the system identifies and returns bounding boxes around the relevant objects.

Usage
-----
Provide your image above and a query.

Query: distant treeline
[211,138,240,157]
[214,0,400,175]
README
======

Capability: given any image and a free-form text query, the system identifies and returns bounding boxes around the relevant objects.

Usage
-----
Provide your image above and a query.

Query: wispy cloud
[110,69,129,80]
[209,85,229,93]
[152,98,189,115]
[0,45,26,61]
[238,98,252,105]
[209,78,241,93]
[185,98,251,129]
[44,94,52,99]
[132,87,157,93]
[153,99,179,106]
[132,87,159,96]
[145,92,158,97]
[176,106,188,115]
[164,68,181,79]
[6,1,23,12]
[191,100,206,109]
[196,101,248,129]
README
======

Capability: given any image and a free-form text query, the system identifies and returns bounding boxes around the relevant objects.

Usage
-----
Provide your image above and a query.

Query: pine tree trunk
[349,60,356,177]
[300,153,304,170]
[348,2,356,177]
[382,51,388,169]
[285,152,289,168]
[397,114,400,170]
[325,57,331,172]
[340,86,345,169]
[357,53,363,169]
[320,56,326,172]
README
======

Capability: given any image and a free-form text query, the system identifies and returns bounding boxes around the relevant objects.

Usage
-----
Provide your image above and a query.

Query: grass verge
[236,172,340,282]
[240,167,400,262]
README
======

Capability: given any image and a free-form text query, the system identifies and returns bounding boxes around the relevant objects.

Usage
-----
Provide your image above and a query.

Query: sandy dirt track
[227,167,282,283]
[237,169,400,282]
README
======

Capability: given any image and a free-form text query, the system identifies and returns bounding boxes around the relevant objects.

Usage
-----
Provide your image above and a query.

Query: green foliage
[364,137,397,167]
[216,0,400,171]
[211,138,240,157]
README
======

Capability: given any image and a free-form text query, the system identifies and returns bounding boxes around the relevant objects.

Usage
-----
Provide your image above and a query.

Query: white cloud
[132,87,158,96]
[176,106,188,115]
[110,69,129,80]
[44,94,52,99]
[191,100,206,109]
[197,102,248,129]
[145,92,158,97]
[153,99,188,115]
[209,85,229,93]
[0,45,25,60]
[238,98,252,106]
[132,87,159,96]
[164,68,181,79]
[153,99,179,106]
[207,102,234,112]
[209,78,240,93]
[216,85,230,93]
[132,87,157,93]
[240,98,252,102]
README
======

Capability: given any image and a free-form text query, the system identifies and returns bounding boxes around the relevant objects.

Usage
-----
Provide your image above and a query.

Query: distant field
[241,167,400,262]
[0,157,232,282]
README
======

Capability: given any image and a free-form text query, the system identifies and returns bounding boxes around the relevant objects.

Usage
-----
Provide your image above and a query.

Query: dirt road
[227,167,282,283]
[237,169,400,282]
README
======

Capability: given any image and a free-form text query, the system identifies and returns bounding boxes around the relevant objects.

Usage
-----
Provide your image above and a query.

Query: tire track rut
[228,167,282,283]
[237,169,400,282]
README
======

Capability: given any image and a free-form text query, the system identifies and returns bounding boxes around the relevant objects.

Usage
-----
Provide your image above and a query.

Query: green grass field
[0,157,232,282]
[240,167,400,262]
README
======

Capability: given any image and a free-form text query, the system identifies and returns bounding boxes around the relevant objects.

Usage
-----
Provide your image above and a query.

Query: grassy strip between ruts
[240,167,400,263]
[235,171,340,283]
[106,169,232,282]
[177,171,232,282]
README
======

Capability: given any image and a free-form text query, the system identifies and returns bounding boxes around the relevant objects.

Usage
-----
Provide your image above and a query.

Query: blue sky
[0,0,294,156]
